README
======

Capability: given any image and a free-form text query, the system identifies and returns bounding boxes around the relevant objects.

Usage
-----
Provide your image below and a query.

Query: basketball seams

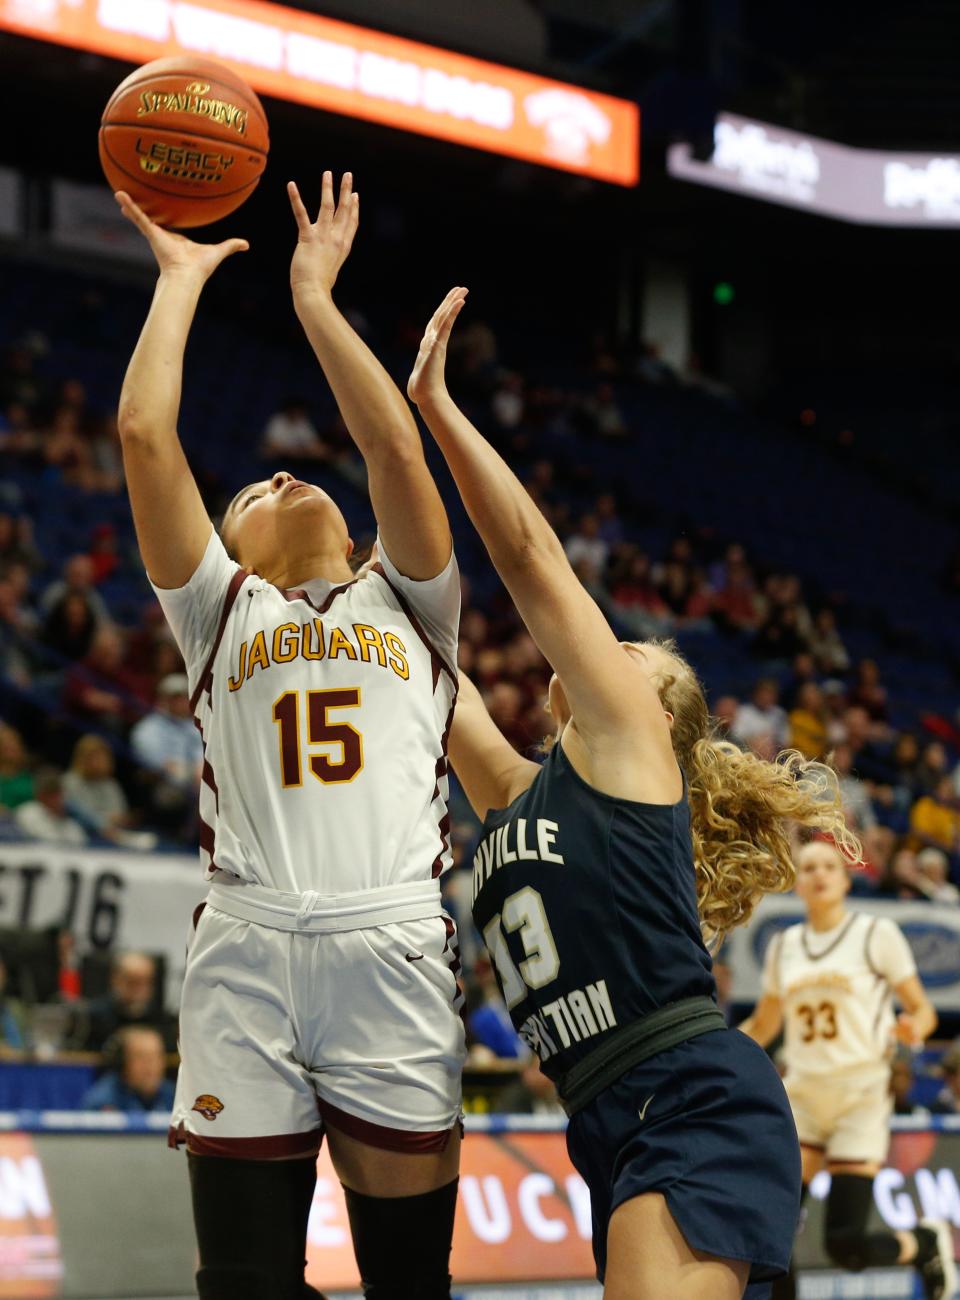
[99,134,262,206]
[103,70,268,135]
[99,122,268,162]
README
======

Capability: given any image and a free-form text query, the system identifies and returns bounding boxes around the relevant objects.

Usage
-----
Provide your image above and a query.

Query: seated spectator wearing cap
[14,767,88,846]
[130,674,202,835]
[74,950,177,1053]
[131,674,201,785]
[80,1025,174,1113]
[931,1047,960,1116]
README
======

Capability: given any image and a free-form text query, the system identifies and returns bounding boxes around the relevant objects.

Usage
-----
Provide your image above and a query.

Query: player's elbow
[493,525,563,580]
[371,429,424,467]
[117,404,164,450]
[117,402,149,444]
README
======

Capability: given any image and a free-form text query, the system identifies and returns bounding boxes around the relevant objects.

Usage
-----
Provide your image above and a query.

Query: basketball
[98,57,269,229]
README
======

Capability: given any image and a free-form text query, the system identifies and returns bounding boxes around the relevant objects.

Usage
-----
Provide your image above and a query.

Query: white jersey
[152,528,459,895]
[762,910,916,1084]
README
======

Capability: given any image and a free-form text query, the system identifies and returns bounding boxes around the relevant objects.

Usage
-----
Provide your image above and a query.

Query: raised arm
[892,975,937,1046]
[115,193,248,589]
[450,674,540,821]
[409,290,677,799]
[288,172,450,580]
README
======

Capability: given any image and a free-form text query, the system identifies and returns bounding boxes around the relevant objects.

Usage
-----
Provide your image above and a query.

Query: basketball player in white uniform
[114,174,465,1300]
[742,839,956,1299]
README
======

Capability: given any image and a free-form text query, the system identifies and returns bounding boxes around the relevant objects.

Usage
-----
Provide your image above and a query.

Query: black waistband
[554,995,726,1117]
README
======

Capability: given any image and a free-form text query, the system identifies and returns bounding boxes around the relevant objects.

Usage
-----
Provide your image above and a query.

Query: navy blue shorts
[566,1027,800,1293]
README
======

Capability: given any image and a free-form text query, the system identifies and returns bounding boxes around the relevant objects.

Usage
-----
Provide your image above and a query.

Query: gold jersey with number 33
[762,910,917,1084]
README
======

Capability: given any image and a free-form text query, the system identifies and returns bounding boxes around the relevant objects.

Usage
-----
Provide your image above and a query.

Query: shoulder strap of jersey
[863,914,883,979]
[189,568,249,712]
[369,563,458,688]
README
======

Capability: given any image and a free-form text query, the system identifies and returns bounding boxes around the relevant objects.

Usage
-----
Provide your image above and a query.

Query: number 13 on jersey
[272,688,365,786]
[483,886,560,1008]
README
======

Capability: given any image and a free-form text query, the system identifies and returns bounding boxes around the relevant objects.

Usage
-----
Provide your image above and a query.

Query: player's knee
[344,1179,458,1299]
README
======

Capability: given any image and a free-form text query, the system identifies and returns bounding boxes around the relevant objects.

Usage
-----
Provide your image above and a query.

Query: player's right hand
[407,287,468,407]
[114,191,249,282]
[287,171,359,299]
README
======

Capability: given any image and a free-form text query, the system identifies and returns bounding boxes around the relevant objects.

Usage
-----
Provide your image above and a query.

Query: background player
[405,288,861,1298]
[115,175,464,1300]
[741,839,956,1299]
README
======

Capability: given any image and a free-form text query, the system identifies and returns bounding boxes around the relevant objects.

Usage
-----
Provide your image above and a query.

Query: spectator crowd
[1,279,959,1116]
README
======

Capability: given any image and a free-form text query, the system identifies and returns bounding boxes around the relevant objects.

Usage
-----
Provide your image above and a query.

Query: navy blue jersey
[470,740,715,1081]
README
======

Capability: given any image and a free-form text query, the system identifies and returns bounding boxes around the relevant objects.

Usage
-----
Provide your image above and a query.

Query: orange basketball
[99,57,269,229]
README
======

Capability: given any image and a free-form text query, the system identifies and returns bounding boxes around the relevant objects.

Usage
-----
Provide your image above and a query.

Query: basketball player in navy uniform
[742,839,956,1299]
[408,288,859,1297]
[115,180,465,1300]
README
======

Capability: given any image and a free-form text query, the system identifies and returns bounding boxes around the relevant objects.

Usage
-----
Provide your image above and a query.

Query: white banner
[727,894,960,1009]
[668,112,960,226]
[50,179,154,263]
[0,844,206,1008]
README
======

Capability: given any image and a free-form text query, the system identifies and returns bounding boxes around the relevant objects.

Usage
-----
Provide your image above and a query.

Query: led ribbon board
[0,0,639,185]
[669,112,960,226]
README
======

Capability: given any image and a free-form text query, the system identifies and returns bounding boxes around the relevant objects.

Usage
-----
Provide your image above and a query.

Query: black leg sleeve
[344,1178,458,1300]
[824,1173,900,1272]
[189,1153,324,1300]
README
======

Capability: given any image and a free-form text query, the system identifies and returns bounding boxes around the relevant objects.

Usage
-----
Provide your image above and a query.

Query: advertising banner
[0,844,205,1005]
[0,1133,62,1297]
[306,1132,595,1289]
[0,1117,952,1295]
[726,895,960,1010]
[50,179,155,264]
[668,112,960,226]
[0,0,638,184]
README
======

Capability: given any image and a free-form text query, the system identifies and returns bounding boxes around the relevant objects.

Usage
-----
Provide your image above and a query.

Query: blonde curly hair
[643,639,861,944]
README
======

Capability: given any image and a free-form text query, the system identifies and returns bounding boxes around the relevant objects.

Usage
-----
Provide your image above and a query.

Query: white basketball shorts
[784,1069,892,1165]
[169,877,466,1158]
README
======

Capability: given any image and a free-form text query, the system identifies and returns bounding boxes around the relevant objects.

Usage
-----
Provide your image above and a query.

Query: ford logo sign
[900,922,960,989]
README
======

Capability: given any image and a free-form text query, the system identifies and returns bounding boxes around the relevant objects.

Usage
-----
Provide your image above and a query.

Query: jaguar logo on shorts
[192,1094,225,1122]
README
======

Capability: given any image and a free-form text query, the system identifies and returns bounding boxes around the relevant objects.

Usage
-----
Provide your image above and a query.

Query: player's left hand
[893,1012,923,1047]
[407,287,468,407]
[288,171,359,298]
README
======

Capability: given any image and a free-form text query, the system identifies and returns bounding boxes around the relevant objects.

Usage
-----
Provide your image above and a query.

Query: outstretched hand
[114,192,249,281]
[407,287,468,407]
[288,171,359,298]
